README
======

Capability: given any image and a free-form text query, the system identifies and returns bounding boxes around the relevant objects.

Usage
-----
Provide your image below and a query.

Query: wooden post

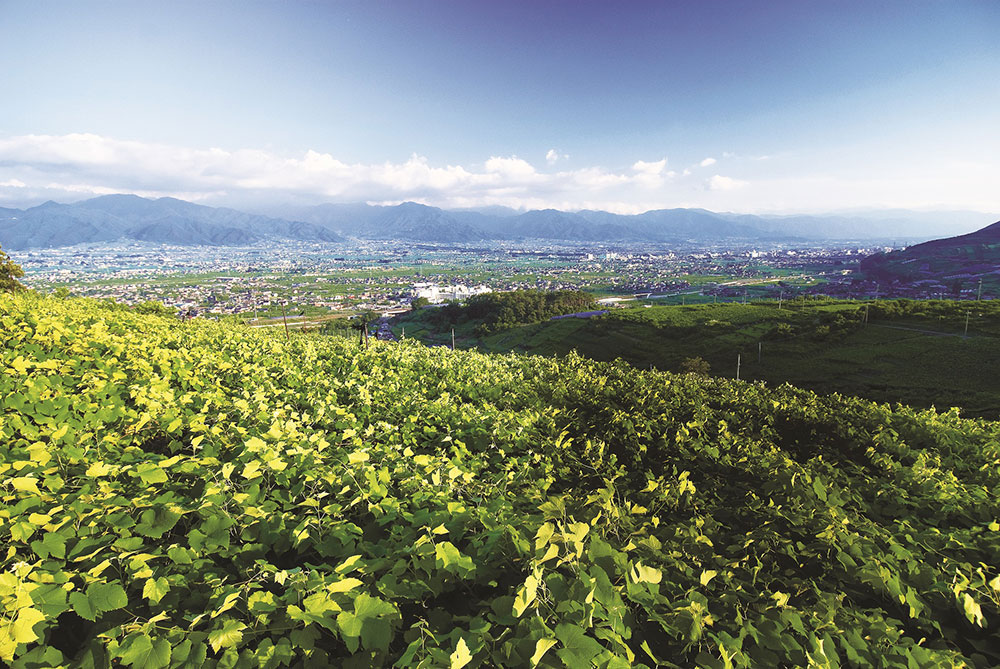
[964,311,970,337]
[736,354,741,381]
[451,328,456,350]
[281,302,290,340]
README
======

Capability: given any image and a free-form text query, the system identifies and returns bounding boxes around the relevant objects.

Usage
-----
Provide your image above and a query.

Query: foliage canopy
[424,289,597,334]
[0,243,26,292]
[2,293,999,667]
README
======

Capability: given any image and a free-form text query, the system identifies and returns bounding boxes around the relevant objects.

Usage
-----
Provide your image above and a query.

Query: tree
[321,318,353,336]
[0,244,26,293]
[680,357,711,376]
[133,301,176,316]
[351,309,380,348]
[411,296,430,310]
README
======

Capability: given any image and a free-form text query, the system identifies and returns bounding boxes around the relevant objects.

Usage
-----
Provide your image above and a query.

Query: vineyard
[470,299,1000,418]
[2,293,1000,667]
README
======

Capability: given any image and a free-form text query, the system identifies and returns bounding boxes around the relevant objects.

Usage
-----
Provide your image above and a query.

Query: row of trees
[424,289,597,334]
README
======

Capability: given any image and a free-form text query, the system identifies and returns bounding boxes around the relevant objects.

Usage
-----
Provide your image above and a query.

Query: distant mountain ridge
[0,194,343,249]
[0,193,994,249]
[271,201,990,244]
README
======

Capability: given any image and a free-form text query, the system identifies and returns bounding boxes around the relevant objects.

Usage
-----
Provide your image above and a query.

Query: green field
[4,293,1000,667]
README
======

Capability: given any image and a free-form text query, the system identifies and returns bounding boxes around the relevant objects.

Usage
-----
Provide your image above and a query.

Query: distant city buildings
[16,238,987,321]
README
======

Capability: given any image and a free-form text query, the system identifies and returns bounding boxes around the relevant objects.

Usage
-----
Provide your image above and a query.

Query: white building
[412,282,492,304]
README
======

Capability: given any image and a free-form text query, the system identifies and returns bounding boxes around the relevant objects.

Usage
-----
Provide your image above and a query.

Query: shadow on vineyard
[3,293,1000,667]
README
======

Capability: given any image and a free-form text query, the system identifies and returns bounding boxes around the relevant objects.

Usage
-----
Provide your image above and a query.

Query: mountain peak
[394,201,436,211]
[90,193,147,201]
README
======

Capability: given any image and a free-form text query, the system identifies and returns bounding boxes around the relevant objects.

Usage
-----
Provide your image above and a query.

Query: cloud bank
[0,133,996,214]
[0,134,709,213]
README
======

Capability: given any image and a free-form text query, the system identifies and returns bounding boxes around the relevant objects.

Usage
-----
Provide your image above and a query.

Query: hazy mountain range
[0,194,994,249]
[0,195,343,249]
[266,202,991,244]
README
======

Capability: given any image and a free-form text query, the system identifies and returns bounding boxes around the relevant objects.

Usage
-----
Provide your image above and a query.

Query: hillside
[3,293,1000,666]
[861,220,1000,292]
[397,299,1000,418]
[362,202,486,243]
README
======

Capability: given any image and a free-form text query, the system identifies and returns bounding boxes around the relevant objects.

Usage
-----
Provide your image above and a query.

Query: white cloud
[699,157,717,167]
[567,167,630,189]
[545,149,567,165]
[631,158,667,175]
[629,159,672,188]
[707,175,748,191]
[483,155,537,180]
[1,133,997,214]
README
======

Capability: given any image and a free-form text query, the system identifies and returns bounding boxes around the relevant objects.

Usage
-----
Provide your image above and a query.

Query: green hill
[3,294,1000,667]
[861,220,1000,293]
[399,299,1000,418]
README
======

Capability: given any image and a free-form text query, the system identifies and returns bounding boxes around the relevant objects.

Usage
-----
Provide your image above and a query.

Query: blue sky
[1,0,998,213]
